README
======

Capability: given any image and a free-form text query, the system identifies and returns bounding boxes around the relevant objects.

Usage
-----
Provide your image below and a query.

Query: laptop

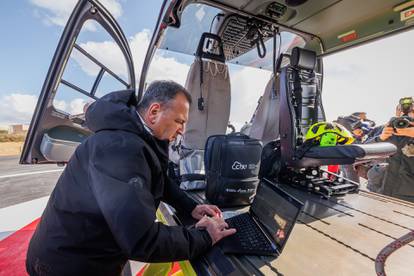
[218,178,304,256]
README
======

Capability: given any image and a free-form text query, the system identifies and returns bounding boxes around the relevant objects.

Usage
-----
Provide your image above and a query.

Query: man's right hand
[195,216,236,245]
[379,126,394,141]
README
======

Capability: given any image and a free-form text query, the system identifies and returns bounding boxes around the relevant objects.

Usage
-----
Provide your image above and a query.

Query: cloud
[73,30,190,86]
[0,93,37,125]
[228,66,272,130]
[146,53,190,86]
[30,0,122,29]
[72,40,125,77]
[323,29,414,125]
[69,98,87,114]
[0,91,91,125]
[52,98,88,115]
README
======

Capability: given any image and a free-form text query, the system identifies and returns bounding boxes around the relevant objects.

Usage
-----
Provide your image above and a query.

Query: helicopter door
[20,0,135,164]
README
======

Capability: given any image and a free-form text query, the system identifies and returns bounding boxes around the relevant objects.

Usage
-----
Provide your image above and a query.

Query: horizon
[1,1,413,129]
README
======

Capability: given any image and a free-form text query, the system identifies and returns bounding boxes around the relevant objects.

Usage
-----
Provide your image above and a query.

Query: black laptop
[218,178,304,256]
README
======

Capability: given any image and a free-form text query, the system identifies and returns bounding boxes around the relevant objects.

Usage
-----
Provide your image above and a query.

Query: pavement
[0,156,62,209]
[0,155,62,240]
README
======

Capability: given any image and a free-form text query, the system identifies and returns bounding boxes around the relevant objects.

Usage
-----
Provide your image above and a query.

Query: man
[336,113,375,143]
[334,114,369,183]
[366,98,414,201]
[26,81,236,276]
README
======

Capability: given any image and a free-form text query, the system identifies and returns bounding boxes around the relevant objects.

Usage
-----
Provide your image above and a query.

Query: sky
[0,0,413,130]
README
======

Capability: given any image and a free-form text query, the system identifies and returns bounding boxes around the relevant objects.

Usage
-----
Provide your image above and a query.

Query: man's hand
[379,126,394,141]
[191,204,222,220]
[395,122,414,138]
[195,216,236,245]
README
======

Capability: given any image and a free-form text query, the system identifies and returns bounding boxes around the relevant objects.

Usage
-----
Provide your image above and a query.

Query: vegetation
[0,131,27,142]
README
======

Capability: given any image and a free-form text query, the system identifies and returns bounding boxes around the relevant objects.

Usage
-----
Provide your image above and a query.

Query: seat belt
[198,59,205,111]
[292,70,303,137]
[311,72,319,125]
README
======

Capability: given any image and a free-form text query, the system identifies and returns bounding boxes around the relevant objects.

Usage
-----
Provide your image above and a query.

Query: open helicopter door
[20,0,135,165]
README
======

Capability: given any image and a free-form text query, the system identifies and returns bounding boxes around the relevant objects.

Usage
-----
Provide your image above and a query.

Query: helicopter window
[159,3,306,71]
[52,19,131,116]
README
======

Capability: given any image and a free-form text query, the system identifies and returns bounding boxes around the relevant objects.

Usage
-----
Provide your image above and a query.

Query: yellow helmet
[305,121,354,146]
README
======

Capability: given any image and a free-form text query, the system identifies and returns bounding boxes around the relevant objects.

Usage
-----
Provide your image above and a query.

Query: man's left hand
[191,204,222,220]
[395,122,414,138]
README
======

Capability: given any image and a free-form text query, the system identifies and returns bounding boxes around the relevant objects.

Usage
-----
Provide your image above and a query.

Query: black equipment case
[205,133,263,207]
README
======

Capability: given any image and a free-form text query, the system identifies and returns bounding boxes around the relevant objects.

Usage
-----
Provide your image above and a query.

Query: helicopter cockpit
[143,1,397,198]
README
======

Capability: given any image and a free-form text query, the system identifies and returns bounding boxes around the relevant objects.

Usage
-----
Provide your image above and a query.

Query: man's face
[396,106,414,117]
[146,93,189,141]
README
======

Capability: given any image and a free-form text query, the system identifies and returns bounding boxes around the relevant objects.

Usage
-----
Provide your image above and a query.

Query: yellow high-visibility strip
[142,263,173,276]
[151,209,197,276]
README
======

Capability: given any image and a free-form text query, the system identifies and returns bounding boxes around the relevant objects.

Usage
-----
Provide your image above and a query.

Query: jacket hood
[85,90,169,162]
[86,89,142,134]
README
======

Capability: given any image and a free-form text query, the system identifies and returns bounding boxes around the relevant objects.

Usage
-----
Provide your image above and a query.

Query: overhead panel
[291,0,409,54]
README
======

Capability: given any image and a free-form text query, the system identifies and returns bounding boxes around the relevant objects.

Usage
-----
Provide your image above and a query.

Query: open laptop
[218,178,304,256]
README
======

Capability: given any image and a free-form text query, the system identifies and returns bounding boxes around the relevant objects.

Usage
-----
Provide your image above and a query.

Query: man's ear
[147,102,161,124]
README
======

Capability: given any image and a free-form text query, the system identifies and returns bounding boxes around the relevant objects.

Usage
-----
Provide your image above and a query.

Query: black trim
[61,79,98,100]
[91,68,105,97]
[180,174,205,182]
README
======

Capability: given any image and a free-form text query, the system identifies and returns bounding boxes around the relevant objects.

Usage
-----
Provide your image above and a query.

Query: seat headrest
[290,47,316,71]
[196,33,226,63]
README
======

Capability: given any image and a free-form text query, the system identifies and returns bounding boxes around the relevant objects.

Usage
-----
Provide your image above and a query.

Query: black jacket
[26,90,211,276]
[381,135,414,202]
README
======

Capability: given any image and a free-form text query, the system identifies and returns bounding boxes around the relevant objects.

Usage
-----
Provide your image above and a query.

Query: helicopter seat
[279,47,396,168]
[248,76,281,145]
[178,33,231,190]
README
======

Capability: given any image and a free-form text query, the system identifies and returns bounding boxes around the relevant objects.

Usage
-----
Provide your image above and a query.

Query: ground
[0,130,26,156]
[0,142,23,156]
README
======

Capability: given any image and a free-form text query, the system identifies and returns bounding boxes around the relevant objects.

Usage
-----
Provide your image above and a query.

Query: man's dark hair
[137,80,192,112]
[351,112,366,117]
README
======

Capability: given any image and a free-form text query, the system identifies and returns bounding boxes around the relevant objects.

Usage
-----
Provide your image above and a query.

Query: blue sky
[0,0,164,126]
[0,0,413,129]
[0,1,161,91]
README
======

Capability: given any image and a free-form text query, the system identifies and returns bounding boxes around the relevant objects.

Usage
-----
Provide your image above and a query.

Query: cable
[209,13,224,33]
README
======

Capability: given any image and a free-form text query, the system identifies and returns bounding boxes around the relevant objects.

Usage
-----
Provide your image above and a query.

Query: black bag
[259,140,282,180]
[205,133,263,207]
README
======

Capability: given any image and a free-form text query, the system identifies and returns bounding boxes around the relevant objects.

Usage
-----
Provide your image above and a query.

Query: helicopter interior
[159,0,400,196]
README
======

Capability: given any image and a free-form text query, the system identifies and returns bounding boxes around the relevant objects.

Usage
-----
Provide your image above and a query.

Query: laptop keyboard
[226,213,276,253]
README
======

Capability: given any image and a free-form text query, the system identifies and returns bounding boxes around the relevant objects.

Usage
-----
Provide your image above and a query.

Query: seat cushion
[291,142,397,167]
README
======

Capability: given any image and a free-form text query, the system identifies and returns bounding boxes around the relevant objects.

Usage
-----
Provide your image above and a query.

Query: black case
[205,133,263,207]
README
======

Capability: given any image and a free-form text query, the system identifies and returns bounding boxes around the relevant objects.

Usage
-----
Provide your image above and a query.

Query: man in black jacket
[26,81,235,276]
[366,100,414,201]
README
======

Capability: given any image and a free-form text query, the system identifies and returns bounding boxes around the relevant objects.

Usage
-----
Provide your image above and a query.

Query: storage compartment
[40,126,88,162]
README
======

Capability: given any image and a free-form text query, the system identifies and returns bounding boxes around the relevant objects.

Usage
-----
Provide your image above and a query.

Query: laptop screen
[250,180,303,251]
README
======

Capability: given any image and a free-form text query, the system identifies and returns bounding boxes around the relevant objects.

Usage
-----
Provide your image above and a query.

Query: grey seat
[182,59,231,149]
[278,47,396,167]
[178,33,231,190]
[248,76,280,145]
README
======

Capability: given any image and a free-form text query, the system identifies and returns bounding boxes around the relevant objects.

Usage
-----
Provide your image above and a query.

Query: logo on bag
[231,161,248,170]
